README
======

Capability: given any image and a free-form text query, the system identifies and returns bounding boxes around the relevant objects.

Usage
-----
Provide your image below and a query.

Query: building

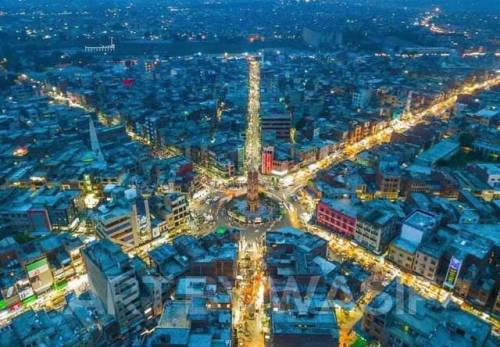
[352,89,371,109]
[147,231,238,347]
[150,192,190,236]
[361,279,495,346]
[412,231,448,281]
[271,310,339,347]
[414,139,460,167]
[149,228,239,283]
[387,210,439,271]
[92,204,141,251]
[91,187,152,250]
[147,297,232,347]
[475,163,500,189]
[471,107,500,127]
[375,161,401,200]
[82,240,144,335]
[24,256,54,295]
[261,112,292,140]
[261,145,274,175]
[355,206,401,255]
[0,309,97,347]
[316,198,358,237]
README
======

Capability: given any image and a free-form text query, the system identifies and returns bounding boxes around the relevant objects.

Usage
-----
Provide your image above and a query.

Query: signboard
[443,256,462,289]
[18,287,34,301]
[26,258,49,277]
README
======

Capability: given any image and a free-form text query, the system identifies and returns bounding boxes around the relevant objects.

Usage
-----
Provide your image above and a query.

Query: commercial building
[361,280,496,347]
[375,160,401,200]
[387,210,439,271]
[91,187,153,250]
[316,198,358,237]
[149,192,190,235]
[354,204,402,255]
[82,240,145,335]
[261,145,274,175]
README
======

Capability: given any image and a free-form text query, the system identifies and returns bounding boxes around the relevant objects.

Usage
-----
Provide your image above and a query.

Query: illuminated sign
[443,256,462,289]
[13,146,28,157]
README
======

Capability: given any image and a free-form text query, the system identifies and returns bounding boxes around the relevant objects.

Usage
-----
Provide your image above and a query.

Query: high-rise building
[82,240,144,335]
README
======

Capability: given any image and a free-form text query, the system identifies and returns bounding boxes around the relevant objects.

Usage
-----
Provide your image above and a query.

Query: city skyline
[0,1,499,347]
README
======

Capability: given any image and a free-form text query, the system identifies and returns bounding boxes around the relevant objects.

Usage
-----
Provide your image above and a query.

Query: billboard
[443,256,462,289]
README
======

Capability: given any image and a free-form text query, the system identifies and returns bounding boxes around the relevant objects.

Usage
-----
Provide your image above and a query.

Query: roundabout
[226,192,283,225]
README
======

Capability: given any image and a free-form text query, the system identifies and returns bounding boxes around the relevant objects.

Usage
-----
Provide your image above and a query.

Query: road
[233,236,267,347]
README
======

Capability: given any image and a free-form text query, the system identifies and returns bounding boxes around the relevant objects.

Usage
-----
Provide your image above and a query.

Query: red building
[261,145,274,175]
[316,199,357,237]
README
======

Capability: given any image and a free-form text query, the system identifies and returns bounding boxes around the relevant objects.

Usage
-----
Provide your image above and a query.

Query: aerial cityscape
[0,0,499,346]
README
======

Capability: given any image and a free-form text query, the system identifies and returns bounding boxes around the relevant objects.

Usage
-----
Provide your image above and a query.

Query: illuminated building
[316,198,358,237]
[149,192,190,235]
[261,145,274,175]
[265,228,338,347]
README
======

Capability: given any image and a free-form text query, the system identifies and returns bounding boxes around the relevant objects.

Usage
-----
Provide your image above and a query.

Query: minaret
[89,117,106,165]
